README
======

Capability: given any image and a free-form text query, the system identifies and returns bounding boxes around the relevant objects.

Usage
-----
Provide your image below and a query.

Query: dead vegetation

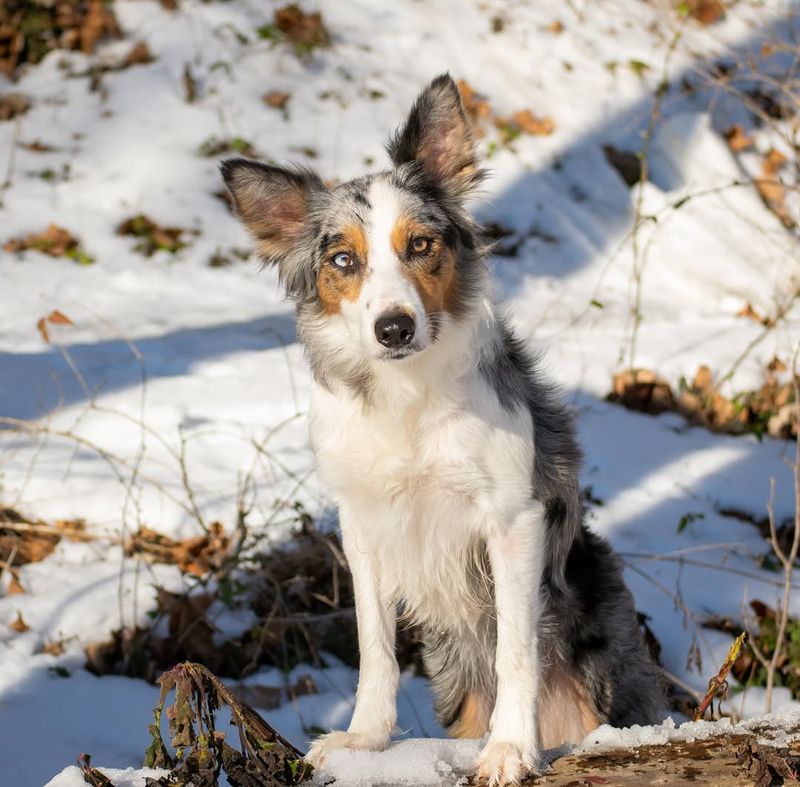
[0,91,30,121]
[609,363,798,440]
[4,223,94,264]
[0,0,122,79]
[706,602,800,702]
[117,214,194,256]
[80,520,394,683]
[0,506,89,595]
[456,78,556,145]
[142,661,309,786]
[256,5,330,58]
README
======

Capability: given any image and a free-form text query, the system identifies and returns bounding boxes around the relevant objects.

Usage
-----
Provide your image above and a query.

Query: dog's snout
[374,313,415,348]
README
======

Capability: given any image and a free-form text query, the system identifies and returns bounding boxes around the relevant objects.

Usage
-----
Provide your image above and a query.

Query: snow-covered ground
[1,0,799,785]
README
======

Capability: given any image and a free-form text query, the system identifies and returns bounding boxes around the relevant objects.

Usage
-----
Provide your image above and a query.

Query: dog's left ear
[387,73,483,199]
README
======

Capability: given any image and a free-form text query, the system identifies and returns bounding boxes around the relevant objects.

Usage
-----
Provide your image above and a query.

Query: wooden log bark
[526,725,800,786]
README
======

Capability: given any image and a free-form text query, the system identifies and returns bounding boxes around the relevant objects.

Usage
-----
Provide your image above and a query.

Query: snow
[1,0,799,784]
[45,767,169,787]
[307,710,800,786]
[579,708,800,751]
[312,739,483,787]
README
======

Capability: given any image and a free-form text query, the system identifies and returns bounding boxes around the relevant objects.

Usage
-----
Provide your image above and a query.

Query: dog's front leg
[306,510,398,767]
[477,504,544,786]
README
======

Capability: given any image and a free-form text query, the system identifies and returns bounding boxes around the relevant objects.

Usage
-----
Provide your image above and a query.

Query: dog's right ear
[221,158,322,273]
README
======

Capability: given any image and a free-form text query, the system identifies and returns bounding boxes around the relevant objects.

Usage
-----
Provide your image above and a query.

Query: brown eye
[411,237,431,254]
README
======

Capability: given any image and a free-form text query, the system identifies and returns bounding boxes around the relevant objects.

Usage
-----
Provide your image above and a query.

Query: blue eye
[332,252,353,268]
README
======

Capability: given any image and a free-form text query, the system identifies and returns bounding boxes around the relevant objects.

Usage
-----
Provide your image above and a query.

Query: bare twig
[758,343,800,712]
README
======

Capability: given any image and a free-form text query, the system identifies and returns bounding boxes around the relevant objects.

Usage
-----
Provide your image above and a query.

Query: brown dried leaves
[0,507,88,595]
[124,523,230,577]
[37,309,74,344]
[257,5,330,59]
[117,214,193,256]
[456,79,555,143]
[0,0,121,79]
[4,223,93,264]
[274,4,330,53]
[682,0,726,26]
[143,661,310,786]
[756,148,794,229]
[0,92,30,121]
[610,363,798,439]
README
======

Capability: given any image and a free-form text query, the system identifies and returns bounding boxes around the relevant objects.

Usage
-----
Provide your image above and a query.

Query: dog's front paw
[476,740,539,786]
[305,729,390,768]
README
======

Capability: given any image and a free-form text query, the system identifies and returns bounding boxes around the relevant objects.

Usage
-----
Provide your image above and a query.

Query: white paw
[476,740,539,786]
[305,729,390,768]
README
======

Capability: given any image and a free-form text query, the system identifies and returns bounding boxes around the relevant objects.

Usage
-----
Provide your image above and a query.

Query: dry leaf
[5,224,79,257]
[264,91,290,110]
[38,309,75,341]
[763,148,788,175]
[546,20,564,34]
[693,365,714,394]
[19,140,57,153]
[456,79,492,123]
[9,612,29,633]
[724,124,754,152]
[736,302,774,328]
[36,317,50,344]
[610,369,675,414]
[510,109,555,136]
[80,0,122,54]
[0,0,121,78]
[756,149,793,228]
[767,356,787,373]
[0,92,30,122]
[122,41,154,68]
[0,509,87,567]
[274,5,330,51]
[117,214,189,256]
[7,574,25,595]
[42,640,65,656]
[684,0,725,25]
[125,522,229,576]
[47,310,73,326]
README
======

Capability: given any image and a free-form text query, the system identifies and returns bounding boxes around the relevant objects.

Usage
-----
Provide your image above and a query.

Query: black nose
[374,313,415,348]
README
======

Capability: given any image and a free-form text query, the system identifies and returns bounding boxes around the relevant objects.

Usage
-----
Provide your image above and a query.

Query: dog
[222,74,663,786]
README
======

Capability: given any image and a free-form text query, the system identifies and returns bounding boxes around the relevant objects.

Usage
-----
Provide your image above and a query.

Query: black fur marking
[352,190,371,208]
[318,233,343,256]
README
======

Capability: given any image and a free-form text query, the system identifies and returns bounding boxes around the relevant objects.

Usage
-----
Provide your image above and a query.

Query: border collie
[222,74,662,786]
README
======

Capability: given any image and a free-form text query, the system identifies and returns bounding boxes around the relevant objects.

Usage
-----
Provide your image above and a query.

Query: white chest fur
[309,367,536,630]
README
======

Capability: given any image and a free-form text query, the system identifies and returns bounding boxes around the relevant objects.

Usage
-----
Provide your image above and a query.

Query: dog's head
[222,74,486,373]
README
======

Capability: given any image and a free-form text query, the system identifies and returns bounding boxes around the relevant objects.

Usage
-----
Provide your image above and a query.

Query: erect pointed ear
[387,74,483,197]
[221,158,322,264]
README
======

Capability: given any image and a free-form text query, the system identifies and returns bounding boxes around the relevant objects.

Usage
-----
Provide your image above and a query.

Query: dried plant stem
[0,415,196,518]
[714,287,800,394]
[623,26,684,371]
[758,344,800,712]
